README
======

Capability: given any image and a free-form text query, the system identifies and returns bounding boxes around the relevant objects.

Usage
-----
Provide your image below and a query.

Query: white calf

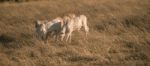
[35,17,64,42]
[61,15,89,42]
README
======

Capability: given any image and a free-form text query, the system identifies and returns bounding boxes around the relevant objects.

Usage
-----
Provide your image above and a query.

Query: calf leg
[69,33,72,43]
[66,33,70,42]
[42,34,48,44]
[60,33,65,41]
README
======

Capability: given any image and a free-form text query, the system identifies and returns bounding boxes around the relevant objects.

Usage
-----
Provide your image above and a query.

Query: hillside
[0,0,150,66]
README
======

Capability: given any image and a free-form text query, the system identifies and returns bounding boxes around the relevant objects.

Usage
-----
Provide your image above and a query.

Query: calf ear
[35,20,41,28]
[37,20,41,25]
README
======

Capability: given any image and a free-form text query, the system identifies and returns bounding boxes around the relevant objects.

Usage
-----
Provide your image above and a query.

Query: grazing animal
[60,15,89,42]
[35,17,64,42]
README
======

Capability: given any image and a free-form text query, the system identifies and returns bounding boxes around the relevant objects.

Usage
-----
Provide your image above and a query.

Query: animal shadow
[0,34,16,44]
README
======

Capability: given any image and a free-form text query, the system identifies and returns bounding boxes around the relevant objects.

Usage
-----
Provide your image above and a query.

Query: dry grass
[0,0,150,66]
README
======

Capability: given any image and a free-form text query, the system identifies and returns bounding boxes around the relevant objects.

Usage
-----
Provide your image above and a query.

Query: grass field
[0,0,150,66]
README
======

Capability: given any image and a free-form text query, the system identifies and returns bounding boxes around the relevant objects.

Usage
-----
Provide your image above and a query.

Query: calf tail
[81,15,89,38]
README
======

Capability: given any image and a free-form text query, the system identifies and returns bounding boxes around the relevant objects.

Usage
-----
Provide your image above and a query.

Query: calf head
[35,20,47,39]
[68,13,76,18]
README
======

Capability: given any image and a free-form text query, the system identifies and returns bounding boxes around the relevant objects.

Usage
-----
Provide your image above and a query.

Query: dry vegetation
[0,0,150,66]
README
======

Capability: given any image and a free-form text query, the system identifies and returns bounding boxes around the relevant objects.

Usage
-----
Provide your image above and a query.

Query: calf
[60,15,89,42]
[35,17,64,42]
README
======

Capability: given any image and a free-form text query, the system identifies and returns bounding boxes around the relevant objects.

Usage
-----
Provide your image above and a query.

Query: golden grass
[0,0,150,66]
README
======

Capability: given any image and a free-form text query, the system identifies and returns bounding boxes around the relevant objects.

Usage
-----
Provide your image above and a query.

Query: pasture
[0,0,150,66]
